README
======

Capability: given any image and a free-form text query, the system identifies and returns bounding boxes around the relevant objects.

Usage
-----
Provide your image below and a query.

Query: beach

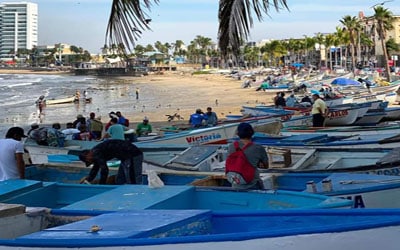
[0,68,274,135]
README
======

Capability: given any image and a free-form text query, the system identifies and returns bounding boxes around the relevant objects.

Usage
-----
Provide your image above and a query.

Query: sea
[0,73,164,137]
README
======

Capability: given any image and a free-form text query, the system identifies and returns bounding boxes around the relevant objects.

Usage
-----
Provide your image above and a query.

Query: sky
[8,0,400,53]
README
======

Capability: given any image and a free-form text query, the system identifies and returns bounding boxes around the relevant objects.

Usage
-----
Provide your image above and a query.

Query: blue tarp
[291,63,304,67]
[331,78,361,86]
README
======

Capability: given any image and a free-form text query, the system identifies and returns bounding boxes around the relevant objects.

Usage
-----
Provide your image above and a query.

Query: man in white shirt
[0,127,26,181]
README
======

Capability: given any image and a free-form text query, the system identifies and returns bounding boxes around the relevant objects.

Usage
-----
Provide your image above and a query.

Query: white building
[0,2,38,61]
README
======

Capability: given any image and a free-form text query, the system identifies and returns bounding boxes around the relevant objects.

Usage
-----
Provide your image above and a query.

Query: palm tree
[373,6,394,82]
[340,15,360,73]
[106,0,288,59]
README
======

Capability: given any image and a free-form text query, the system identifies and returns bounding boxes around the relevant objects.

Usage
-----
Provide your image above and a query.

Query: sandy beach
[0,68,275,131]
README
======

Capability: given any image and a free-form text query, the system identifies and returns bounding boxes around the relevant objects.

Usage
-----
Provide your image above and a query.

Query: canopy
[331,78,361,86]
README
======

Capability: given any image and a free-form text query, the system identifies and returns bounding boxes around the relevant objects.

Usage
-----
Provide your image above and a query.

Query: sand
[118,71,275,129]
[0,68,275,130]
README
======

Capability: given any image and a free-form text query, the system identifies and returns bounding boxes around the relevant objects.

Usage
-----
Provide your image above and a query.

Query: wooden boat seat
[267,147,292,168]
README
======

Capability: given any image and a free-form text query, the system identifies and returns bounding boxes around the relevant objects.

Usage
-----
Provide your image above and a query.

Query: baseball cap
[5,127,27,138]
[143,116,149,121]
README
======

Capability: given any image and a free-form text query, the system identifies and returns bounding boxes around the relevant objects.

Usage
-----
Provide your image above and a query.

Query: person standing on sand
[0,127,27,181]
[311,93,327,127]
[135,87,139,100]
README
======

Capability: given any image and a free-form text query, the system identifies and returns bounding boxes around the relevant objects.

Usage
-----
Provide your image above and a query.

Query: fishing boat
[0,179,351,211]
[281,122,400,136]
[45,96,77,105]
[252,132,400,149]
[24,164,400,209]
[1,207,400,249]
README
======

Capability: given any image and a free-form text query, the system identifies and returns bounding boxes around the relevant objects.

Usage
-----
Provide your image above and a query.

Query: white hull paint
[325,108,359,126]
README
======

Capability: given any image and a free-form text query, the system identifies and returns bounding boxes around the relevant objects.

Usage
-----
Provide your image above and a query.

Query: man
[226,123,268,190]
[79,139,143,185]
[136,116,152,136]
[88,112,103,139]
[204,107,218,127]
[100,117,126,140]
[189,108,205,128]
[0,127,26,181]
[62,122,80,140]
[311,93,327,127]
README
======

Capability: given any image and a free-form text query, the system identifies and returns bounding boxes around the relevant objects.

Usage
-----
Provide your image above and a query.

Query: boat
[2,207,400,249]
[45,96,77,105]
[252,132,400,149]
[24,140,188,165]
[281,122,400,136]
[324,106,360,126]
[24,164,400,209]
[0,179,351,211]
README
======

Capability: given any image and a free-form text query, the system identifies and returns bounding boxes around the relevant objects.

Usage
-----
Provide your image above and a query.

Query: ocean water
[0,73,160,137]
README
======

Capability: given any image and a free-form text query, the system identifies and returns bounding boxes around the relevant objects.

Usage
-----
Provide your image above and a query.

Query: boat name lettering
[280,114,292,121]
[327,109,348,118]
[365,167,400,176]
[185,133,222,144]
[340,195,365,208]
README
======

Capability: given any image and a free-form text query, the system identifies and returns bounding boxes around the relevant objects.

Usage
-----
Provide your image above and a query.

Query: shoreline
[0,69,275,132]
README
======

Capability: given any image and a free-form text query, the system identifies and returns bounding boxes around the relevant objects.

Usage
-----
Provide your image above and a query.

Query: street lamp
[303,35,308,67]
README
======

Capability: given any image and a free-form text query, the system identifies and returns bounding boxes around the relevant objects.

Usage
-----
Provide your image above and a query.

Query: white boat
[45,96,77,105]
[353,110,386,126]
[1,207,400,250]
[325,106,359,126]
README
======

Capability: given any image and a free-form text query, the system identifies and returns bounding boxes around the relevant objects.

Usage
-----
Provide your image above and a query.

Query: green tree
[105,0,288,59]
[340,15,360,72]
[374,6,394,82]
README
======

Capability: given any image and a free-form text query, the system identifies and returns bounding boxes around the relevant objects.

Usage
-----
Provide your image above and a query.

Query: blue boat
[1,207,400,249]
[0,179,351,211]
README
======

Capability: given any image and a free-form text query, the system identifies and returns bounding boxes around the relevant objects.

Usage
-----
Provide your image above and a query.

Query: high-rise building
[0,2,38,61]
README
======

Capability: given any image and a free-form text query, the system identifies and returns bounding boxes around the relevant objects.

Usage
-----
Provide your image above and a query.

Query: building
[359,11,400,67]
[0,2,38,61]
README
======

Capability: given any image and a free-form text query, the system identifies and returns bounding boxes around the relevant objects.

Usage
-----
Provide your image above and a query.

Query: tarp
[331,78,361,86]
[291,63,304,67]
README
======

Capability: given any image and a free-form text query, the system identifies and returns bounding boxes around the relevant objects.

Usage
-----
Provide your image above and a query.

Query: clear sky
[13,0,400,53]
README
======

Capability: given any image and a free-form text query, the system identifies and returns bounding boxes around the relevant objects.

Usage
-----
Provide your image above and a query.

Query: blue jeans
[116,154,143,184]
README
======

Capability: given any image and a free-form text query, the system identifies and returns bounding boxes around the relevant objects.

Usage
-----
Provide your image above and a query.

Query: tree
[374,6,394,82]
[340,15,360,72]
[105,0,288,59]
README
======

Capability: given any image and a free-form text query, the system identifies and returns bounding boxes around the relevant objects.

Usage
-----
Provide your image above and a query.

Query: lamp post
[303,35,308,67]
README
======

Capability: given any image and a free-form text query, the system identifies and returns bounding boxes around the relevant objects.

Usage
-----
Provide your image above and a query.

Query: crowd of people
[25,110,154,148]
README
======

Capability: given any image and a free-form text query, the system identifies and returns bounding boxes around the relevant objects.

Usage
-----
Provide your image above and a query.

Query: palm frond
[106,0,158,53]
[218,0,288,58]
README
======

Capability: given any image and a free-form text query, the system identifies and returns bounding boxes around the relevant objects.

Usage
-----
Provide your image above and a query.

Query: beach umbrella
[331,78,361,86]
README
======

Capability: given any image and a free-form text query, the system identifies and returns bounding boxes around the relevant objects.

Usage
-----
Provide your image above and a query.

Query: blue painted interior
[2,209,400,248]
[0,182,116,208]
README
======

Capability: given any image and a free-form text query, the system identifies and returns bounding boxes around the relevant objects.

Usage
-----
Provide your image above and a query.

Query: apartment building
[0,2,38,61]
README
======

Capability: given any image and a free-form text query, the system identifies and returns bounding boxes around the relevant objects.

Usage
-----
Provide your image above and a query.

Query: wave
[6,82,34,88]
